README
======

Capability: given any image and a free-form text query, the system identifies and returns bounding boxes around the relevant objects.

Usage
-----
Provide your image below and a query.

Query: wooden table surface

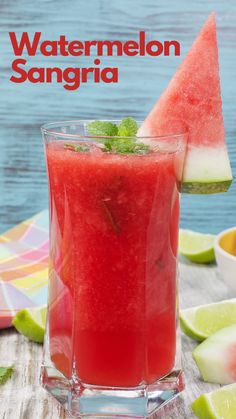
[0,260,231,419]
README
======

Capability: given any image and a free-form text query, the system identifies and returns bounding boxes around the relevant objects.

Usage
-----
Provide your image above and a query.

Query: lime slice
[192,383,236,419]
[12,306,47,343]
[0,366,14,385]
[179,229,215,263]
[180,298,236,341]
[193,324,236,384]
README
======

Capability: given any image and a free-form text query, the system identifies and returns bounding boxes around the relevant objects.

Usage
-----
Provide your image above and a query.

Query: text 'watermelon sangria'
[41,119,187,418]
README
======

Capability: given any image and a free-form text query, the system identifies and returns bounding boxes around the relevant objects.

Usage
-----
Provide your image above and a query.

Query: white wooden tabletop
[0,260,231,419]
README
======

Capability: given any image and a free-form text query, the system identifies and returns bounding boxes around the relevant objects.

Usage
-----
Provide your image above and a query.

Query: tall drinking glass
[41,121,187,417]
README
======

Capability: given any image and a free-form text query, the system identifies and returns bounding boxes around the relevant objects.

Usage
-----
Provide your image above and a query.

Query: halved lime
[179,229,215,263]
[180,298,236,341]
[192,383,236,419]
[12,305,47,343]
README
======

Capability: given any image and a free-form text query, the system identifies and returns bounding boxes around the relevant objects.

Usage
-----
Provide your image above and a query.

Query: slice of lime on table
[179,229,215,263]
[12,305,47,343]
[0,366,14,385]
[192,383,236,419]
[180,299,236,341]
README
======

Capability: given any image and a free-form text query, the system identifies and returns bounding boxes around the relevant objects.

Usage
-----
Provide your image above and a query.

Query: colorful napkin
[0,210,49,328]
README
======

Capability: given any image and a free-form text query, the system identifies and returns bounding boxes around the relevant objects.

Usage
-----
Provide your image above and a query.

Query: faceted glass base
[41,365,184,418]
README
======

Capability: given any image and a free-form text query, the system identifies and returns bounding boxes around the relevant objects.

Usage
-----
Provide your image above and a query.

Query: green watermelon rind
[182,179,232,194]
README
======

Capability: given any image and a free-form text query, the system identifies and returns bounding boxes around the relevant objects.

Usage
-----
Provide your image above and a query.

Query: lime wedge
[0,366,14,385]
[12,306,47,343]
[180,298,236,341]
[179,229,215,263]
[192,384,236,419]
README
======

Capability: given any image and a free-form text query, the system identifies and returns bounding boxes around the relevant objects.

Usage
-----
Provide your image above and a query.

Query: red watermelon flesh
[138,13,232,194]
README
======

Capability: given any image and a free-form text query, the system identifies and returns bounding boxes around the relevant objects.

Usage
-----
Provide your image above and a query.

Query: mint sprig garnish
[106,137,149,154]
[87,117,150,155]
[87,121,118,137]
[0,366,14,385]
[117,117,138,137]
[65,118,150,155]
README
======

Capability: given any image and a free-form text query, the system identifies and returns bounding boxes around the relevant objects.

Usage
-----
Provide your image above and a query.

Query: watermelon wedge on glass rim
[138,12,232,194]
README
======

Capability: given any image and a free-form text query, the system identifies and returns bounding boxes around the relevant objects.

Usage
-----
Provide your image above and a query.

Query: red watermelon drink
[41,119,187,416]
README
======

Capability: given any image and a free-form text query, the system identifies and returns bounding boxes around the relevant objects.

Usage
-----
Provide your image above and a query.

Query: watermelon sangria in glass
[40,120,187,418]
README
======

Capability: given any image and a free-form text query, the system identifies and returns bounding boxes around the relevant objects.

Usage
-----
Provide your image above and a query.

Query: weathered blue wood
[0,0,235,234]
[0,3,235,419]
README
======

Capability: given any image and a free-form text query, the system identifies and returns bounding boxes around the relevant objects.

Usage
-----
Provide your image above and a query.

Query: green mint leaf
[112,138,136,154]
[65,143,90,152]
[103,137,115,151]
[101,199,121,234]
[87,121,118,137]
[0,366,14,385]
[104,137,150,154]
[118,117,138,137]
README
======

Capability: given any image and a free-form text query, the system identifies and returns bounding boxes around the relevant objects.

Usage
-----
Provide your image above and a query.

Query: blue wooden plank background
[0,0,235,234]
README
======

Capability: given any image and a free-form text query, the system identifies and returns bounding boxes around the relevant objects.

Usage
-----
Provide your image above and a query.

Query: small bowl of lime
[214,227,236,292]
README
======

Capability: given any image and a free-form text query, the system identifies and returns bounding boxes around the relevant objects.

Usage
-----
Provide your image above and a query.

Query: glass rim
[41,119,188,140]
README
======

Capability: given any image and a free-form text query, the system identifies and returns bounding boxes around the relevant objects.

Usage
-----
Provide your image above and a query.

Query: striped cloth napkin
[0,210,49,328]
